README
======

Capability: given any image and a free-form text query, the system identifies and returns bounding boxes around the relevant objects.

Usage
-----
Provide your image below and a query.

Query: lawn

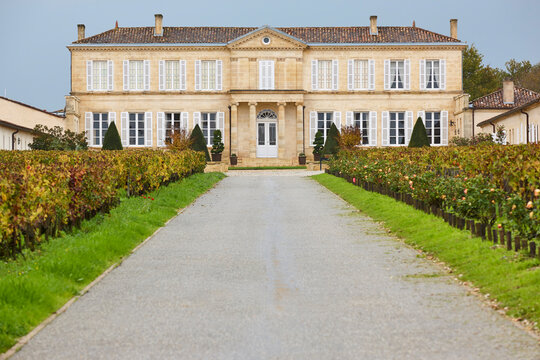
[0,172,225,354]
[313,173,540,332]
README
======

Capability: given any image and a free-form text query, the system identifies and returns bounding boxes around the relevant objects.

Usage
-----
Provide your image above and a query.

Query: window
[129,113,145,146]
[201,61,216,90]
[425,112,442,145]
[426,60,440,89]
[129,61,144,90]
[420,59,446,90]
[318,60,333,90]
[317,112,334,141]
[86,60,112,91]
[201,112,217,146]
[165,113,182,143]
[93,113,109,146]
[353,112,370,145]
[159,60,186,91]
[259,60,274,90]
[389,112,406,145]
[352,60,368,89]
[390,60,404,89]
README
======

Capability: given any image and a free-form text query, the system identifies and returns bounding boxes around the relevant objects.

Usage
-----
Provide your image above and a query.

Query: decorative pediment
[227,26,307,50]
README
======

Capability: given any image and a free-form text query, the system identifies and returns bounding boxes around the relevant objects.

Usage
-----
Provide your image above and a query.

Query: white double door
[256,121,278,158]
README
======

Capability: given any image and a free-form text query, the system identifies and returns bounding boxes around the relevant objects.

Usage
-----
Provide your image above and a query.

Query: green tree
[211,129,224,154]
[29,125,87,150]
[312,131,324,155]
[102,122,123,150]
[189,124,210,161]
[408,118,430,147]
[463,45,502,100]
[504,59,532,85]
[322,123,340,155]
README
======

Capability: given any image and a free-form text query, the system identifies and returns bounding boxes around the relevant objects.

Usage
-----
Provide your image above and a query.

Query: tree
[408,118,430,147]
[189,124,210,161]
[211,129,224,154]
[322,123,340,155]
[504,59,532,85]
[102,122,123,150]
[29,125,87,150]
[463,45,502,100]
[312,131,324,155]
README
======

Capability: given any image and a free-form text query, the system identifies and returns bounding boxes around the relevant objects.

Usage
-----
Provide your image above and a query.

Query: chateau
[65,15,466,164]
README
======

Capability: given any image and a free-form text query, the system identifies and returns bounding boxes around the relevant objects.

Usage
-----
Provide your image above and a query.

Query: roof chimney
[503,80,515,104]
[154,14,163,36]
[450,19,458,39]
[77,24,85,41]
[370,16,378,35]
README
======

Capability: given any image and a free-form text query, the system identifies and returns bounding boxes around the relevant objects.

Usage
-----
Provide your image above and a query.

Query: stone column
[295,102,304,156]
[249,102,257,158]
[230,103,238,156]
[277,102,286,159]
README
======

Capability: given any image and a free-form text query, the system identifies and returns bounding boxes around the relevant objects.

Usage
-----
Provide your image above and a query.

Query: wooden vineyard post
[492,229,498,244]
[506,232,512,251]
[529,242,537,258]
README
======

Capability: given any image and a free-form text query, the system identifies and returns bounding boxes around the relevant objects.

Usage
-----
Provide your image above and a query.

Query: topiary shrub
[189,124,210,161]
[102,122,123,150]
[211,129,224,154]
[408,117,431,147]
[313,131,324,155]
[323,123,340,155]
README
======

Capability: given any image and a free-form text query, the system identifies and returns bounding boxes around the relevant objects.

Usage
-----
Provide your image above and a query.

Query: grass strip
[313,173,540,331]
[0,172,225,353]
[228,166,307,170]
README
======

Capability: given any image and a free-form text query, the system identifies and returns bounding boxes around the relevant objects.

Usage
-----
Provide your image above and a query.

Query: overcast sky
[1,0,539,110]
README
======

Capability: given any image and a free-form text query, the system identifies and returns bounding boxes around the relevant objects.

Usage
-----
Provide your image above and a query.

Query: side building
[66,15,466,165]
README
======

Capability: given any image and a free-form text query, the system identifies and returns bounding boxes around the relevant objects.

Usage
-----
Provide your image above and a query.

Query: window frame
[317,111,334,142]
[128,60,145,91]
[388,111,406,146]
[425,60,441,90]
[424,111,442,145]
[352,60,369,90]
[317,60,333,90]
[389,60,405,90]
[201,60,217,91]
[353,111,370,145]
[201,112,218,146]
[92,112,109,146]
[128,112,146,146]
[91,61,108,91]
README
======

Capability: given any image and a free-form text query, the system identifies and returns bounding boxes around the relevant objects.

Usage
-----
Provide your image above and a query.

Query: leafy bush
[211,129,225,154]
[190,124,210,161]
[102,122,123,150]
[323,123,340,155]
[0,149,205,257]
[408,118,430,147]
[29,125,88,150]
[166,129,194,152]
[338,126,362,150]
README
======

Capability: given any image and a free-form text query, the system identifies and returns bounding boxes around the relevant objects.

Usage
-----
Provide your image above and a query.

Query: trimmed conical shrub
[313,130,324,156]
[190,124,210,161]
[323,123,340,155]
[102,122,123,150]
[408,117,431,147]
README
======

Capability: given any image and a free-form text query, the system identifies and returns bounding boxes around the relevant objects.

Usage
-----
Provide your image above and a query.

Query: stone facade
[67,16,466,165]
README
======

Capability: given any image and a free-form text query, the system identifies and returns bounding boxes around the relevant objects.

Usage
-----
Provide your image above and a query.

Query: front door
[256,122,278,158]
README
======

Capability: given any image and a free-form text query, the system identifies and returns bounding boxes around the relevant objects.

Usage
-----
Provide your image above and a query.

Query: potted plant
[211,129,224,161]
[298,153,306,165]
[312,130,324,161]
[230,153,238,166]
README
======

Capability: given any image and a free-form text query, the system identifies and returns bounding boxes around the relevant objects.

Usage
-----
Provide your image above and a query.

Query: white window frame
[196,60,222,91]
[311,59,338,91]
[384,111,414,146]
[420,59,446,90]
[87,60,113,91]
[200,112,225,146]
[92,112,109,147]
[348,59,375,90]
[123,60,149,91]
[384,59,410,90]
[259,60,275,90]
[127,112,148,146]
[159,60,186,91]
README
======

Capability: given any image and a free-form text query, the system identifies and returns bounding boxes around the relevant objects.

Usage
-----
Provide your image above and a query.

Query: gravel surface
[13,175,540,359]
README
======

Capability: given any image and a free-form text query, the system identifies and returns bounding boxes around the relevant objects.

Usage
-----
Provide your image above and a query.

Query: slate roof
[471,87,540,110]
[72,26,461,45]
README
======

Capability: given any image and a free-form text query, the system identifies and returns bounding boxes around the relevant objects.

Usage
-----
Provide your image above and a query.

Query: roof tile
[471,87,540,110]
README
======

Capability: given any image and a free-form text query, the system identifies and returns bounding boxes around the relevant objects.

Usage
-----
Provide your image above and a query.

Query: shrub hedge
[0,149,205,257]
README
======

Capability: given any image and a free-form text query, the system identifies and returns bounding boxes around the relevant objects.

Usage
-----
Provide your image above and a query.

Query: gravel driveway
[13,174,540,359]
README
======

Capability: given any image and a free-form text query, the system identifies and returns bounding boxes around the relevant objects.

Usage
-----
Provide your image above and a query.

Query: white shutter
[157,112,165,146]
[311,60,318,90]
[441,110,448,145]
[417,111,425,125]
[384,60,390,90]
[107,60,113,91]
[405,111,413,145]
[369,111,377,146]
[348,60,354,90]
[85,112,93,145]
[404,59,410,90]
[310,111,317,145]
[332,59,338,90]
[419,60,426,90]
[259,61,265,89]
[86,61,93,91]
[193,112,201,128]
[195,60,201,91]
[382,111,389,146]
[216,60,222,90]
[368,59,375,90]
[439,59,446,90]
[145,112,152,146]
[121,112,128,146]
[123,61,129,91]
[346,111,353,127]
[333,111,341,131]
[217,112,225,136]
[159,60,165,91]
[108,112,116,126]
[181,112,188,130]
[144,60,150,91]
[180,60,186,90]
